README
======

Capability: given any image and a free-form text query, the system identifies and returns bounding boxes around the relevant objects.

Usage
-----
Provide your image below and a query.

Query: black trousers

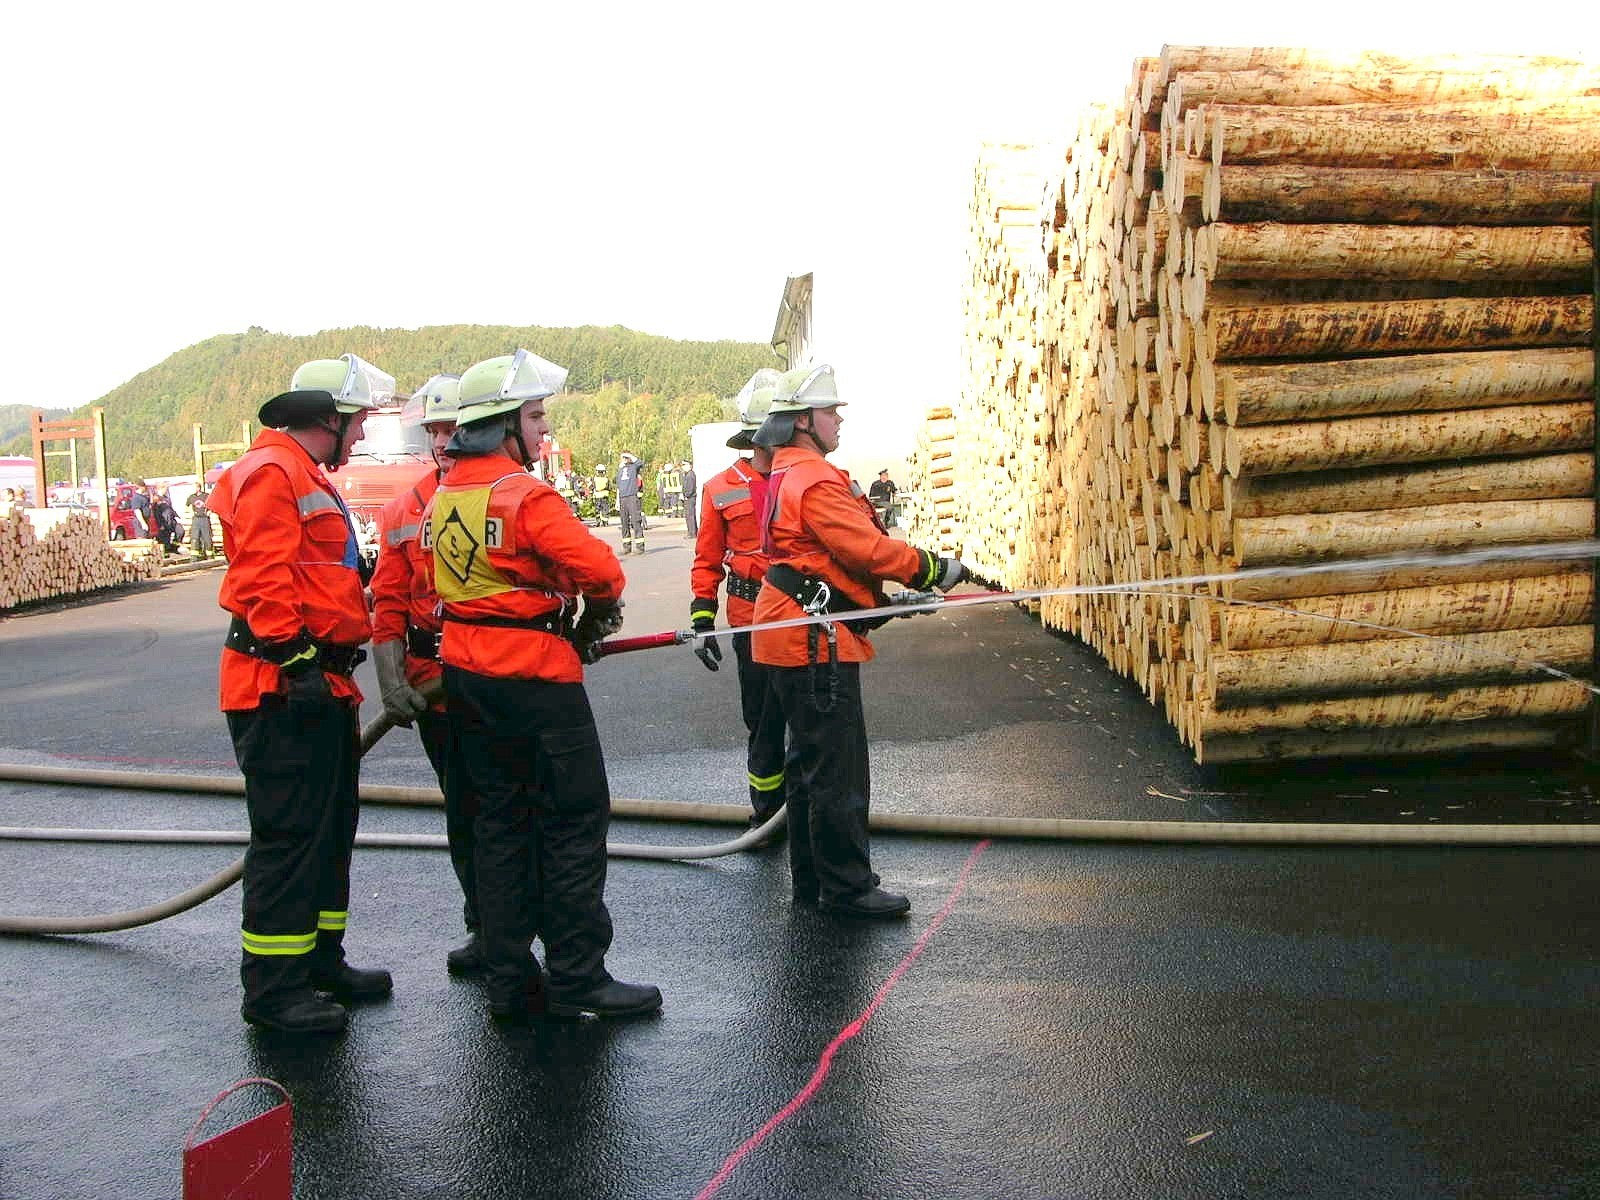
[417,710,478,935]
[732,631,787,819]
[769,662,874,903]
[619,495,645,544]
[226,693,360,1006]
[684,495,698,537]
[444,666,615,1003]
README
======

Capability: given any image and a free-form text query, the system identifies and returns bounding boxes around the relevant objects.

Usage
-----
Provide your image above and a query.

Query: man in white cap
[616,451,646,555]
[751,363,970,919]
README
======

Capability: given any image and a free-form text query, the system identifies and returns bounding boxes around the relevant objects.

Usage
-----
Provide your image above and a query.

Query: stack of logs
[899,406,958,552]
[904,46,1600,763]
[0,509,161,611]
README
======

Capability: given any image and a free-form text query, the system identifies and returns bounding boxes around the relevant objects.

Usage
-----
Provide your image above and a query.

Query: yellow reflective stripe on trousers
[748,770,785,793]
[241,930,317,957]
[318,910,348,932]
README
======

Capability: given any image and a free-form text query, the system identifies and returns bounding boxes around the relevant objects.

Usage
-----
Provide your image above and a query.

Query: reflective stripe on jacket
[425,451,625,683]
[371,472,444,697]
[210,429,371,710]
[691,459,769,626]
[751,444,923,667]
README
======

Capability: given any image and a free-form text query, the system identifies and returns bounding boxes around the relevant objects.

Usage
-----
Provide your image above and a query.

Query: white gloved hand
[932,556,970,592]
[373,639,428,727]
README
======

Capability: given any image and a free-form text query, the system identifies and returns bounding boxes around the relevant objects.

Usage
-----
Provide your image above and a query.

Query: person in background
[689,374,785,831]
[208,353,393,1034]
[151,485,182,553]
[426,348,661,1023]
[370,375,486,978]
[751,363,970,920]
[662,460,682,519]
[129,480,153,539]
[680,460,698,539]
[616,451,646,555]
[188,485,215,557]
[0,487,17,518]
[590,462,612,524]
[868,469,899,529]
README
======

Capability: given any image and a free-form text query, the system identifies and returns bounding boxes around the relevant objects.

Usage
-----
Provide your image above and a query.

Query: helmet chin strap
[314,414,353,469]
[796,415,828,455]
[508,416,535,470]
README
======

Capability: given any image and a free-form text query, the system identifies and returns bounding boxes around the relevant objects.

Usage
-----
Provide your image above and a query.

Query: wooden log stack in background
[0,509,161,612]
[907,45,1600,763]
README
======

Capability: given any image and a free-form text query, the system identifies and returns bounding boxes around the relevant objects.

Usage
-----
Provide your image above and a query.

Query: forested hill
[15,324,773,478]
[0,404,72,449]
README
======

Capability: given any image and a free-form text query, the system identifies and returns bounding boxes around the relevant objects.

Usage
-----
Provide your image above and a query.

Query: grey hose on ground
[0,702,790,935]
[7,758,1600,936]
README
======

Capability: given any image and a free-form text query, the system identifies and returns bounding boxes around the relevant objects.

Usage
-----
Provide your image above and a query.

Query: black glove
[279,643,332,703]
[689,598,721,671]
[692,616,722,672]
[574,599,624,664]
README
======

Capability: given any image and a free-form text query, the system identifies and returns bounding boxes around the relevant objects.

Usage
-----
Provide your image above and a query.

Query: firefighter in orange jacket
[689,371,786,828]
[426,349,661,1023]
[752,364,969,919]
[209,354,394,1034]
[370,374,485,977]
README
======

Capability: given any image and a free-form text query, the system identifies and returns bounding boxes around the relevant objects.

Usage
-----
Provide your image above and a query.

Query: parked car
[109,483,143,540]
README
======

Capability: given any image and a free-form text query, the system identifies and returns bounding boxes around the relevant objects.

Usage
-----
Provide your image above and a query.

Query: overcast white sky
[2,1,1591,469]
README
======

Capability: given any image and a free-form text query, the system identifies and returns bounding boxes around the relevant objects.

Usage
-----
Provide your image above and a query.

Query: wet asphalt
[2,519,1599,1199]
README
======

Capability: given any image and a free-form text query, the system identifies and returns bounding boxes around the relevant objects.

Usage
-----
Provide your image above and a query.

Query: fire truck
[326,400,575,526]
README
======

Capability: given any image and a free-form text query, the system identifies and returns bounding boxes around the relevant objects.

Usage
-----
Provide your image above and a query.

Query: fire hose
[5,537,1600,936]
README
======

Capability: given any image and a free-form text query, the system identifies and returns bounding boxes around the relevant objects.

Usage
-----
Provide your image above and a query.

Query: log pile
[929,46,1600,763]
[900,406,959,553]
[0,509,161,611]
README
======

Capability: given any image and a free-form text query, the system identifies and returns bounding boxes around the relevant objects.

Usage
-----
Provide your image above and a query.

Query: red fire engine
[321,402,575,526]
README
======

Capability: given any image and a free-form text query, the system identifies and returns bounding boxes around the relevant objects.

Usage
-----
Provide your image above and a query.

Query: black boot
[242,992,348,1034]
[447,934,485,976]
[487,971,548,1023]
[546,979,662,1020]
[310,960,394,1003]
[820,886,910,919]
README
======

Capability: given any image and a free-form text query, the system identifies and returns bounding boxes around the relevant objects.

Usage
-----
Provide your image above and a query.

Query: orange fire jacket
[210,429,371,710]
[751,444,925,667]
[424,451,625,684]
[690,458,770,628]
[371,471,445,702]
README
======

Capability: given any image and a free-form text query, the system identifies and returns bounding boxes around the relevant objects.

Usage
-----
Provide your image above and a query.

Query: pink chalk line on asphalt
[693,838,995,1200]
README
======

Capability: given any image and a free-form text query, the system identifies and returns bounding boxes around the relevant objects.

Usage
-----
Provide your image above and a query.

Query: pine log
[1230,498,1593,567]
[1219,347,1592,426]
[1206,98,1600,171]
[1156,47,1595,92]
[1201,295,1592,361]
[1216,551,1589,604]
[1223,401,1592,478]
[1218,572,1593,650]
[1207,624,1592,706]
[1223,453,1592,519]
[1168,66,1600,114]
[1201,222,1591,283]
[1196,718,1574,764]
[1203,165,1600,225]
[1194,679,1591,738]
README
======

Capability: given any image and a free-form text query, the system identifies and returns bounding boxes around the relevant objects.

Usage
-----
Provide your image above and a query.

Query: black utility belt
[726,571,763,603]
[225,616,367,676]
[764,564,863,616]
[405,625,442,661]
[442,610,571,637]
